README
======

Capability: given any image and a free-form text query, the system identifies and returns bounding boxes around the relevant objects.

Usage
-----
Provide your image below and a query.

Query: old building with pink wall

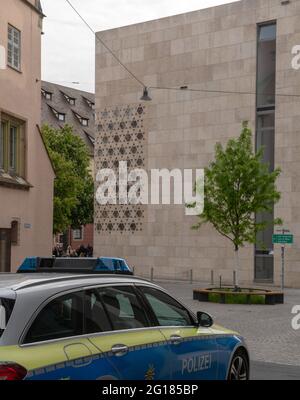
[0,0,55,272]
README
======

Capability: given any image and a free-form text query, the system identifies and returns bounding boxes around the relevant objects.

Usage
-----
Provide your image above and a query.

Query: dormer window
[73,111,89,127]
[49,106,65,122]
[62,92,76,106]
[83,97,95,109]
[42,89,53,101]
[85,132,95,146]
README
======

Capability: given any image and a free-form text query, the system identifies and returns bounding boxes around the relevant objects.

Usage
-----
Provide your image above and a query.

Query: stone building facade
[94,0,300,287]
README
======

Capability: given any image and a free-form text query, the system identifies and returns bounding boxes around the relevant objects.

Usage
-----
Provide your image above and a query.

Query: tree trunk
[234,246,240,290]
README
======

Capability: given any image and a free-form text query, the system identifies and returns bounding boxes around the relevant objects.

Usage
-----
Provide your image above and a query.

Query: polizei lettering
[182,353,212,374]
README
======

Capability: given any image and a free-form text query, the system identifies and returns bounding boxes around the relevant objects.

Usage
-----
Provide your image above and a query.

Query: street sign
[272,234,294,245]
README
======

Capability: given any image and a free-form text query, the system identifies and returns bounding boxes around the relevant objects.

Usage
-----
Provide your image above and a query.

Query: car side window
[140,286,194,327]
[84,289,112,334]
[24,292,83,344]
[97,286,149,331]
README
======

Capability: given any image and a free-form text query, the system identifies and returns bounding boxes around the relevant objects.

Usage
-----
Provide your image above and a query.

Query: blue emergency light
[18,257,133,275]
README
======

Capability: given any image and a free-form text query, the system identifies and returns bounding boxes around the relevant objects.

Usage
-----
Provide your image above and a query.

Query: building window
[0,114,25,177]
[73,112,89,127]
[9,125,18,170]
[42,89,53,101]
[255,22,277,282]
[49,106,65,122]
[73,228,83,240]
[62,92,76,106]
[257,23,276,108]
[0,122,4,170]
[85,132,95,146]
[11,220,20,246]
[83,97,95,109]
[7,25,21,71]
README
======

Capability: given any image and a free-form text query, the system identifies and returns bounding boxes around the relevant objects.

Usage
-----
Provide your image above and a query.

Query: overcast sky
[41,0,239,93]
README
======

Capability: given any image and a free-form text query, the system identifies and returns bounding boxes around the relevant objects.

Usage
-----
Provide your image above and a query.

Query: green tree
[42,124,94,234]
[188,122,282,288]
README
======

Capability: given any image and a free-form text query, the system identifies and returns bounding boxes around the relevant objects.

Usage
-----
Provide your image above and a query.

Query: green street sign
[272,234,294,245]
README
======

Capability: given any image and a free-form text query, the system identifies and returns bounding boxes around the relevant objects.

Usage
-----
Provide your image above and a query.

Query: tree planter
[193,287,284,305]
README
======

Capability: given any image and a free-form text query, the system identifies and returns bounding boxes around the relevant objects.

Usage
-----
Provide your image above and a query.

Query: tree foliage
[189,122,282,252]
[42,124,94,234]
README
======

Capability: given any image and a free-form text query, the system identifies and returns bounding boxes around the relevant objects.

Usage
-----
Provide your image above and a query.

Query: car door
[137,285,219,380]
[87,285,171,380]
[22,290,105,380]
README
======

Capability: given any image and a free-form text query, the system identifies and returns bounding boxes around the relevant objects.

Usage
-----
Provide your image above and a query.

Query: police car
[0,257,249,381]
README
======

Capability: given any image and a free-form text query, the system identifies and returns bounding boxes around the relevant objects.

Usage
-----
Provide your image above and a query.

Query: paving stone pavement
[157,280,300,366]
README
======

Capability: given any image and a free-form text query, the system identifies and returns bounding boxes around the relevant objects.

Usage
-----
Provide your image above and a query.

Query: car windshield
[0,298,15,338]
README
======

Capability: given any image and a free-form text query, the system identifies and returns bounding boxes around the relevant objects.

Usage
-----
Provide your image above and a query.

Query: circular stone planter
[193,287,284,305]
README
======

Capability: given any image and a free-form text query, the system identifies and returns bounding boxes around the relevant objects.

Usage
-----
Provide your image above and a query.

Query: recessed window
[62,92,76,106]
[42,89,53,101]
[11,220,20,245]
[73,111,89,127]
[255,22,277,282]
[83,97,95,109]
[7,25,21,71]
[0,114,25,177]
[73,228,83,240]
[49,106,65,122]
[257,23,277,108]
[85,132,95,146]
[9,126,18,171]
[0,122,4,170]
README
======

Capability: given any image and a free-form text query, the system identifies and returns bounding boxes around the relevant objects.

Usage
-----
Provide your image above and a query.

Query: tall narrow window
[8,25,21,71]
[255,22,276,282]
[9,126,18,171]
[0,122,4,170]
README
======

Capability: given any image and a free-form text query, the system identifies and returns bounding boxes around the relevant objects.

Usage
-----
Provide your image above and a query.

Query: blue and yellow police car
[0,257,249,380]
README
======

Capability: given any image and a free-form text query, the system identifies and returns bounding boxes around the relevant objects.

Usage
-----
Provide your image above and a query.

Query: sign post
[272,229,294,292]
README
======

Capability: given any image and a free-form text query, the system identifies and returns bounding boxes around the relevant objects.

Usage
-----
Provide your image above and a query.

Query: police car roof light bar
[17,257,133,275]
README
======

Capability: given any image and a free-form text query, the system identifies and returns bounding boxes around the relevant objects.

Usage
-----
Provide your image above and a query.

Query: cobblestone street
[158,281,300,367]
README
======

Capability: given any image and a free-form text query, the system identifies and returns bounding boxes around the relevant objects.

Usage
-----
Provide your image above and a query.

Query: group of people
[53,244,93,258]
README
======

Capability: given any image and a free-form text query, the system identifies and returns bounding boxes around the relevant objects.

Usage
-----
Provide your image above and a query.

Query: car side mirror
[197,311,213,328]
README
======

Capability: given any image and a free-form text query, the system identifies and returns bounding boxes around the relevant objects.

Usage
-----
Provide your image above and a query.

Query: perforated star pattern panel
[95,104,146,234]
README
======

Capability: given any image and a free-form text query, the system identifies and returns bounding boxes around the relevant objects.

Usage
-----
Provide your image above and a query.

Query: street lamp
[140,87,152,101]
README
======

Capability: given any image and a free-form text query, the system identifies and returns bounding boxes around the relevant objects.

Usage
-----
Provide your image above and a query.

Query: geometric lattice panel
[94,104,146,234]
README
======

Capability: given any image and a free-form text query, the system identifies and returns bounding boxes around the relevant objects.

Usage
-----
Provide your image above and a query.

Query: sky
[41,0,239,93]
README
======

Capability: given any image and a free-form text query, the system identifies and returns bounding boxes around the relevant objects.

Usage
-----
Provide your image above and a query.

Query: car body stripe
[0,325,237,378]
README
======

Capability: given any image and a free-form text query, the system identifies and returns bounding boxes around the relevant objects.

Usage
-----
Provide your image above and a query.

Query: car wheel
[228,349,249,381]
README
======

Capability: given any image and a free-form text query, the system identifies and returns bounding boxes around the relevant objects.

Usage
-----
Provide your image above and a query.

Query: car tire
[228,348,249,381]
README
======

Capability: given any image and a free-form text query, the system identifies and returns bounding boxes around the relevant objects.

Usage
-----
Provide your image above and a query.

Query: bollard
[150,267,154,282]
[190,269,193,285]
[211,270,214,286]
[132,266,135,275]
[219,275,222,289]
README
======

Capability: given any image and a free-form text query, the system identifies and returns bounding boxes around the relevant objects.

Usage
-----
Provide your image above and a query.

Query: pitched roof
[41,81,95,156]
